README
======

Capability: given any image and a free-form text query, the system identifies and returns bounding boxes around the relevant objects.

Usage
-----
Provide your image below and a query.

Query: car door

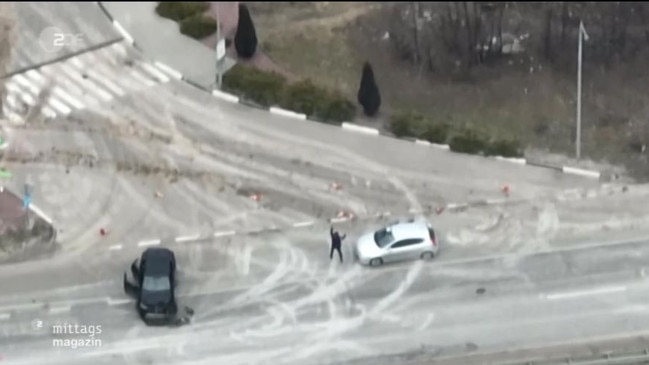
[386,238,423,263]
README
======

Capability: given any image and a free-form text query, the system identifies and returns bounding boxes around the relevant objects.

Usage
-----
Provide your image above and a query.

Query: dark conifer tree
[234,4,258,59]
[357,62,381,117]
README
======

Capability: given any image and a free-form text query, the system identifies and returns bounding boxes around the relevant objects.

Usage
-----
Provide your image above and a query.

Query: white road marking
[154,61,183,80]
[292,221,314,228]
[48,96,71,115]
[0,313,10,320]
[214,230,236,238]
[85,68,126,97]
[269,106,307,120]
[51,86,85,109]
[106,298,132,306]
[48,305,71,314]
[486,198,508,205]
[108,244,123,250]
[175,234,201,243]
[138,239,161,247]
[130,68,156,87]
[25,69,45,83]
[12,74,41,95]
[330,217,349,223]
[113,20,134,44]
[446,203,468,209]
[139,62,170,83]
[341,122,380,135]
[41,106,57,119]
[29,204,53,224]
[542,286,627,300]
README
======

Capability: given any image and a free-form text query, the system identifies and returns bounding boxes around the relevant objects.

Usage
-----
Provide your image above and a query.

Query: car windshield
[373,228,395,248]
[142,275,171,292]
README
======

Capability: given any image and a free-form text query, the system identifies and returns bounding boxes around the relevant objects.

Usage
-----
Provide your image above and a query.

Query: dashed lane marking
[292,221,315,228]
[213,230,236,238]
[138,239,161,247]
[48,305,71,314]
[175,234,201,243]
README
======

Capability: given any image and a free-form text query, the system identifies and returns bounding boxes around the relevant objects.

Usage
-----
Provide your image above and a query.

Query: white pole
[215,2,222,89]
[576,21,588,159]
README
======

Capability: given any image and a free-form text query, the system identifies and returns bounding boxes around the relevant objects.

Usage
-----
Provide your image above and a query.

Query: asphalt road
[1,5,647,364]
[7,2,119,75]
[3,228,649,365]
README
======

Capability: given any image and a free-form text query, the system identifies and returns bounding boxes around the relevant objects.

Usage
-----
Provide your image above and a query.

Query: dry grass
[249,2,377,98]
[238,2,648,177]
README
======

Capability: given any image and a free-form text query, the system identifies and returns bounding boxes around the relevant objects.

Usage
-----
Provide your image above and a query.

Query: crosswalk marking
[140,62,170,83]
[2,41,174,122]
[51,86,86,110]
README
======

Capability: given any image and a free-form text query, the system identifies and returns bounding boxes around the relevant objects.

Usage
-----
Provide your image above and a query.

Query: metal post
[576,21,588,159]
[215,2,223,89]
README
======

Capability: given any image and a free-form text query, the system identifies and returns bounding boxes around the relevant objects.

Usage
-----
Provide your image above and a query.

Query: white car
[354,218,439,267]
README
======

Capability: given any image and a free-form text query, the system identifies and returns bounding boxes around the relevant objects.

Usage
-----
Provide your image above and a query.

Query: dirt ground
[243,2,649,179]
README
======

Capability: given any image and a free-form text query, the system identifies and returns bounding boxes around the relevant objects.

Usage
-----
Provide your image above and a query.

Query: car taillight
[429,229,437,246]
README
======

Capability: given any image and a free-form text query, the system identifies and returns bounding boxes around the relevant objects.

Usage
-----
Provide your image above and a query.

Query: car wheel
[369,258,383,267]
[420,251,435,260]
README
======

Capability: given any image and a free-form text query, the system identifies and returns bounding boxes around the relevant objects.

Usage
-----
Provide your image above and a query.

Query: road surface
[0,3,647,365]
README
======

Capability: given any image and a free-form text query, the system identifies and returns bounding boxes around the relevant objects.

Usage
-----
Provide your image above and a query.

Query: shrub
[156,2,209,22]
[234,4,258,59]
[449,130,489,155]
[357,62,381,117]
[420,123,450,144]
[280,79,329,117]
[485,139,524,158]
[319,94,356,123]
[223,64,286,107]
[281,80,355,123]
[389,111,426,138]
[179,14,217,40]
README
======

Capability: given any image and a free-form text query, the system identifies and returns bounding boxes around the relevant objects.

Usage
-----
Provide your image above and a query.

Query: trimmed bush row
[223,64,356,124]
[156,2,209,21]
[389,111,523,158]
[156,2,216,40]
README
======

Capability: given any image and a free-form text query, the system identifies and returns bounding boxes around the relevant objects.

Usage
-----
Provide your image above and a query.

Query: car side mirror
[130,259,140,280]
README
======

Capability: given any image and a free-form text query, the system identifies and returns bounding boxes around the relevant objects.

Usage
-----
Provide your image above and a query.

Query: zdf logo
[38,26,85,53]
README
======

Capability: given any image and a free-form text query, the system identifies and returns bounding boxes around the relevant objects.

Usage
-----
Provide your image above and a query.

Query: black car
[123,247,179,325]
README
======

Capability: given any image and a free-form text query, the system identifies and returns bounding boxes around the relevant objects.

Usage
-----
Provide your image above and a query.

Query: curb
[92,2,604,182]
[108,183,630,252]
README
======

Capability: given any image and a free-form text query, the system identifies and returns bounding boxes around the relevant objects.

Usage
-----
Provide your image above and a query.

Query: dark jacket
[330,227,346,247]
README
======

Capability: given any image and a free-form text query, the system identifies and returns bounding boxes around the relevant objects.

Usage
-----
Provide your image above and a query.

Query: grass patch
[262,26,361,99]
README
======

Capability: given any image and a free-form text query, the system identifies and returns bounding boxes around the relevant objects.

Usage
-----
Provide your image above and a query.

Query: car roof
[387,220,431,241]
[142,248,174,276]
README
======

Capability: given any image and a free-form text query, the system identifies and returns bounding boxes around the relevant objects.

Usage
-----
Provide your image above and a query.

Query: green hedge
[179,14,217,39]
[223,66,356,123]
[449,130,489,155]
[223,64,287,107]
[279,79,355,123]
[485,139,524,158]
[389,111,449,144]
[449,130,524,157]
[156,2,210,21]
